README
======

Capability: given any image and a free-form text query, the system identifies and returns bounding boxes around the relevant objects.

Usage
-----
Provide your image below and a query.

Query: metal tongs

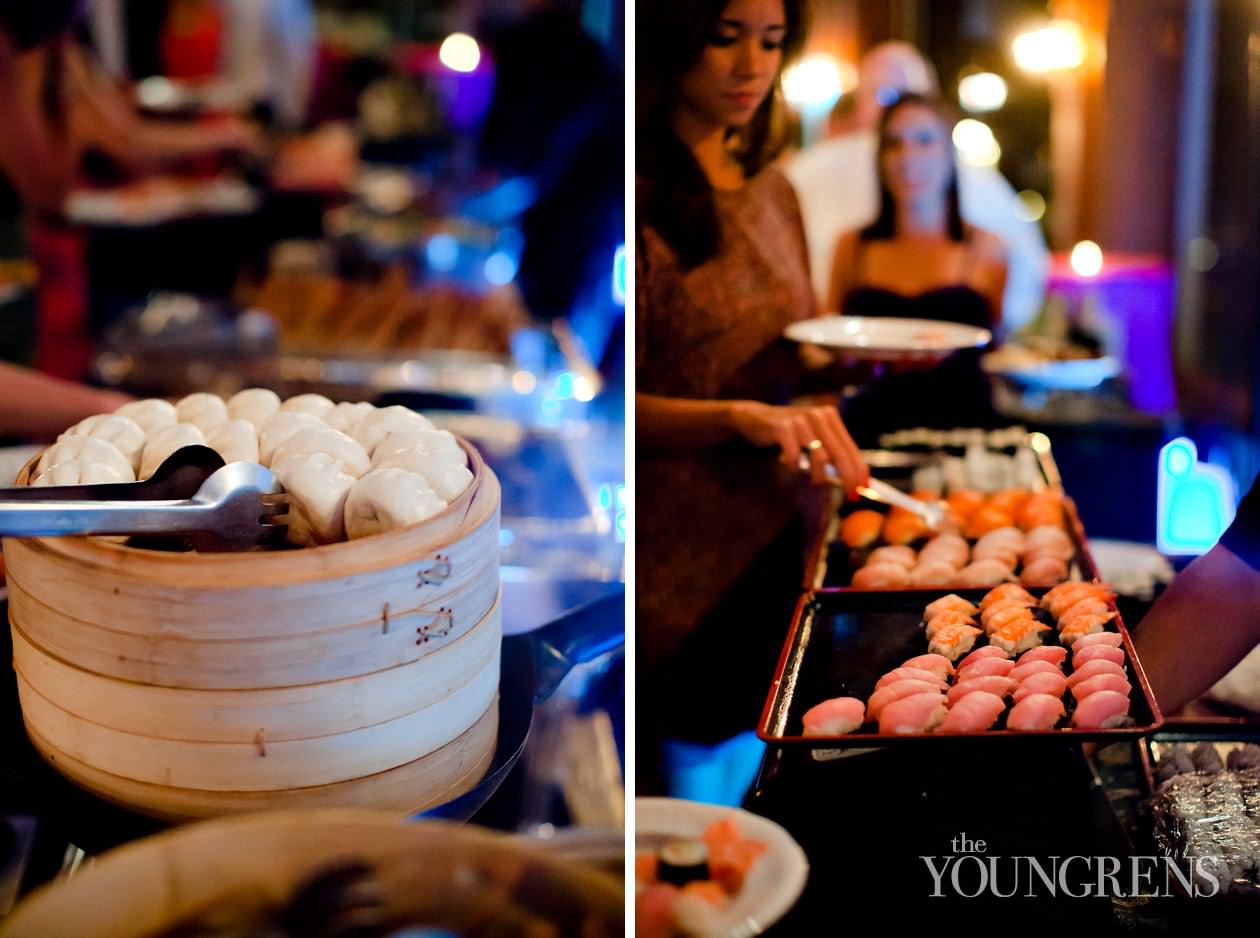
[0,445,288,551]
[799,452,946,530]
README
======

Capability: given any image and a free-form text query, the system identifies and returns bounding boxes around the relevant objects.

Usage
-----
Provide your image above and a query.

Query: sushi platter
[757,585,1163,749]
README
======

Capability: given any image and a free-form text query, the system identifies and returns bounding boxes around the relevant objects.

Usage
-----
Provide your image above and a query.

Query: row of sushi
[1155,742,1260,783]
[801,582,1134,736]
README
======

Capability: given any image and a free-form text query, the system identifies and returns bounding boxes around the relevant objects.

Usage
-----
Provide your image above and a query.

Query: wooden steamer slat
[3,437,502,819]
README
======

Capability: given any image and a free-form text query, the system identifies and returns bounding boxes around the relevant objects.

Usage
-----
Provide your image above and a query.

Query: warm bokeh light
[1012,20,1087,73]
[1188,237,1219,272]
[957,71,1008,113]
[952,119,1001,167]
[1070,240,1104,277]
[1015,190,1047,222]
[781,54,856,111]
[439,33,481,73]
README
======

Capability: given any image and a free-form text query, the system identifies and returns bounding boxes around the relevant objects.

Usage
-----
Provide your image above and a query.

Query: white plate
[636,797,808,937]
[982,353,1121,391]
[784,315,991,361]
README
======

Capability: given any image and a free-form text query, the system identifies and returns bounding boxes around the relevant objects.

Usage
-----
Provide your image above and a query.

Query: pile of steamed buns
[30,390,474,546]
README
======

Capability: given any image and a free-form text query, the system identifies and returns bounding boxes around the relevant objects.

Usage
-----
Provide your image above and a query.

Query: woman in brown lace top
[637,0,867,797]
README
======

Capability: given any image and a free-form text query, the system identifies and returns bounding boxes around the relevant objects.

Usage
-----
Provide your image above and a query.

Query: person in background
[825,92,1006,445]
[0,360,130,439]
[785,40,1048,334]
[637,0,867,803]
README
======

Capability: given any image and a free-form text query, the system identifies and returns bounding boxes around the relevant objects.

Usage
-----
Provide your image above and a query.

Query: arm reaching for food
[0,362,132,439]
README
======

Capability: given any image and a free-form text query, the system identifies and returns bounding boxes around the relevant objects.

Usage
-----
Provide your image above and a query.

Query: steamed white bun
[227,388,282,428]
[257,411,325,466]
[272,426,370,478]
[37,436,134,481]
[348,406,435,454]
[32,458,132,487]
[139,423,206,479]
[114,398,178,435]
[174,393,228,434]
[374,448,473,501]
[279,393,336,420]
[370,428,466,466]
[325,401,376,434]
[205,419,260,465]
[343,467,448,540]
[271,452,358,545]
[61,413,146,472]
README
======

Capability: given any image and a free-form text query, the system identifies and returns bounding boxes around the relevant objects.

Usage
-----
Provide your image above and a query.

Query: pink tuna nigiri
[1019,645,1068,666]
[879,692,948,735]
[875,667,948,691]
[865,680,945,721]
[979,583,1038,610]
[946,675,1017,706]
[1072,631,1124,649]
[1006,693,1066,731]
[1070,673,1131,702]
[924,593,979,621]
[1072,644,1126,668]
[802,696,867,736]
[852,563,910,590]
[900,653,956,680]
[940,691,1008,733]
[1071,690,1131,728]
[956,657,1017,681]
[1012,671,1068,702]
[1009,659,1063,682]
[958,646,1011,669]
[1065,659,1127,687]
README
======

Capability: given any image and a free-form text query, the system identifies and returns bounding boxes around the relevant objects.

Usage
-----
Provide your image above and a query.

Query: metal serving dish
[758,588,1163,749]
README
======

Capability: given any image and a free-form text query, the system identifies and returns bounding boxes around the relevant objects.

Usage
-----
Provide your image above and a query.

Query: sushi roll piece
[924,609,977,639]
[1020,556,1069,588]
[1006,693,1066,731]
[875,668,949,691]
[1155,747,1196,783]
[924,594,979,620]
[865,680,944,722]
[1069,673,1131,701]
[1065,659,1127,687]
[1072,644,1126,668]
[841,510,885,549]
[1071,690,1131,729]
[908,561,958,587]
[958,646,1011,668]
[927,623,984,662]
[980,603,1036,635]
[802,697,866,736]
[979,583,1038,611]
[657,840,710,886]
[1190,743,1224,774]
[1072,632,1124,649]
[851,563,910,590]
[946,676,1017,706]
[1018,645,1068,666]
[955,657,1016,681]
[900,654,956,680]
[918,534,970,569]
[940,691,1008,733]
[1226,744,1260,772]
[955,560,1017,588]
[1012,671,1068,702]
[878,692,948,734]
[868,545,918,569]
[1009,659,1063,683]
[988,620,1051,656]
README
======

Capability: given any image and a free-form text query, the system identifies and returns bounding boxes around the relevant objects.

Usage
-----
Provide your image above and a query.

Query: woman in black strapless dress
[825,93,1009,447]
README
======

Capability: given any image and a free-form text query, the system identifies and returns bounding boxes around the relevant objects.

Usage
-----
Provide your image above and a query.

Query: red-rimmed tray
[758,588,1163,749]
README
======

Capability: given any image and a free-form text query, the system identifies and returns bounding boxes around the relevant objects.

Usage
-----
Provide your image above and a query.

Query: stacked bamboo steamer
[4,439,501,821]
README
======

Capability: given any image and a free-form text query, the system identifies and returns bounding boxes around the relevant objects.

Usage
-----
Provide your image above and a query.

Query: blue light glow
[484,251,517,285]
[499,528,515,547]
[597,484,612,510]
[426,234,458,272]
[615,511,626,542]
[612,244,626,306]
[614,484,625,509]
[1157,437,1236,555]
[553,371,576,400]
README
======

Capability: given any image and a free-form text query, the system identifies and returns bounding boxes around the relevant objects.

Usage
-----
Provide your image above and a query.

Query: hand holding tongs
[798,452,946,530]
[0,446,288,551]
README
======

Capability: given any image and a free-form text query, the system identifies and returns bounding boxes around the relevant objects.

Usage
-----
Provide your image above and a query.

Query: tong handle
[0,499,215,538]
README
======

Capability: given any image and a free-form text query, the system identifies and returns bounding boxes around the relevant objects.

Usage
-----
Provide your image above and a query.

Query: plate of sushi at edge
[784,315,991,362]
[636,797,809,938]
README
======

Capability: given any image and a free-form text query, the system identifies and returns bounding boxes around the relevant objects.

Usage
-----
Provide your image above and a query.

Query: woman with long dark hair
[637,0,866,799]
[826,92,1008,444]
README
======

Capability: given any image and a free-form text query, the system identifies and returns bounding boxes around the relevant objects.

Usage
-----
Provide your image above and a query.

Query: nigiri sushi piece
[988,620,1051,656]
[878,692,948,734]
[958,646,1011,669]
[851,563,910,590]
[924,594,978,620]
[1024,524,1074,559]
[940,692,1007,733]
[1006,693,1066,731]
[908,561,958,587]
[1072,644,1126,668]
[883,509,930,546]
[924,609,977,639]
[1072,632,1124,649]
[865,680,944,721]
[1012,671,1068,702]
[1044,582,1115,620]
[946,676,1017,706]
[875,668,949,691]
[927,623,984,662]
[1058,611,1117,643]
[964,505,1016,540]
[975,526,1026,551]
[1020,557,1068,588]
[980,603,1036,634]
[1065,659,1127,687]
[802,697,866,736]
[1059,596,1112,621]
[1009,659,1063,682]
[1018,645,1068,666]
[955,657,1016,681]
[1070,673,1131,701]
[979,584,1038,610]
[841,510,885,549]
[970,543,1020,568]
[918,534,970,569]
[900,654,956,680]
[1071,690,1131,728]
[955,559,1017,588]
[867,545,918,569]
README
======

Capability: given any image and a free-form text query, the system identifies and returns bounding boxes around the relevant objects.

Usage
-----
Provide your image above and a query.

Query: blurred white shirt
[784,129,1049,333]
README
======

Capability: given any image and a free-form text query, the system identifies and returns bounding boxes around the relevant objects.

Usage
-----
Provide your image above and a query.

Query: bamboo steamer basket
[3,438,502,820]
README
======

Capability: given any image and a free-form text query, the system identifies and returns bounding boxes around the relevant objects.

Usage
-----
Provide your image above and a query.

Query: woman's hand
[728,400,867,490]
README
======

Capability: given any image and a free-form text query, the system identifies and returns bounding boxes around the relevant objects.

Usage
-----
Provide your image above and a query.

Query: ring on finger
[805,439,824,452]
